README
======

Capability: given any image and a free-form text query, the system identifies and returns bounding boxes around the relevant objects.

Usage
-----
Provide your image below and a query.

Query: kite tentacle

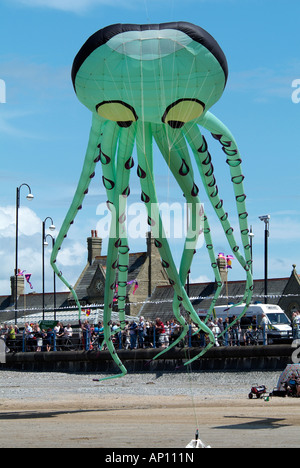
[158,125,224,322]
[97,123,137,381]
[152,124,198,287]
[181,120,253,365]
[200,112,253,272]
[136,122,215,358]
[198,112,254,338]
[151,124,195,353]
[50,115,104,318]
[184,121,253,296]
[152,124,222,354]
[154,123,222,357]
[99,121,130,332]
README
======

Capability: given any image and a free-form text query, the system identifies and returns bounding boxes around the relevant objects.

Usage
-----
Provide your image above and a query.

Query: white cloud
[0,206,41,294]
[190,273,212,284]
[56,241,86,267]
[0,239,40,295]
[0,205,41,238]
[0,205,88,295]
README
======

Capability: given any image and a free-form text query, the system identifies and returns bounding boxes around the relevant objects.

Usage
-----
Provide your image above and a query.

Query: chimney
[217,254,228,284]
[87,230,102,265]
[10,274,25,302]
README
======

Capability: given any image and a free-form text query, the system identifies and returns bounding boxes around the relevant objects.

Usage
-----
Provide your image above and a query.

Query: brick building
[0,230,299,324]
[70,230,169,316]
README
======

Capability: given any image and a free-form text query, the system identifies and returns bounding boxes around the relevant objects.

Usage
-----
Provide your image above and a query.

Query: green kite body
[51,22,253,380]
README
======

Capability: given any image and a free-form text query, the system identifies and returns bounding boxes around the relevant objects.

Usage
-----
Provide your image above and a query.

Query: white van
[205,303,293,344]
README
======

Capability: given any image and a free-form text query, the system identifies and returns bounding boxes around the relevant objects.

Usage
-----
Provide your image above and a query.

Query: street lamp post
[15,184,34,324]
[44,234,57,320]
[259,215,270,304]
[249,225,254,275]
[183,194,190,297]
[42,217,55,320]
[186,201,190,297]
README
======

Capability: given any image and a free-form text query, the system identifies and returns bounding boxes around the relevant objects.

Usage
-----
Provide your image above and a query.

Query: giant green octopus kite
[51,22,253,380]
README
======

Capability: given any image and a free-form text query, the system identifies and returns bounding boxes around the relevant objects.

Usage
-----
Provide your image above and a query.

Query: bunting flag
[24,274,33,289]
[17,269,33,288]
[113,285,119,302]
[113,279,139,302]
[7,291,300,315]
[218,253,234,269]
[226,255,234,269]
[132,280,139,295]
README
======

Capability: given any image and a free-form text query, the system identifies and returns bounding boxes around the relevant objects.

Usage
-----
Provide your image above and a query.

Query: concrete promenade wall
[0,345,294,373]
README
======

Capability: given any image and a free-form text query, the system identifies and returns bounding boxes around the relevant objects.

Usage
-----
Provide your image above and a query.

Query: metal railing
[1,324,279,354]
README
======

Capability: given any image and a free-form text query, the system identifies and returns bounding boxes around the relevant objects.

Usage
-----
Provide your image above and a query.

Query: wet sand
[0,371,299,448]
[0,393,300,448]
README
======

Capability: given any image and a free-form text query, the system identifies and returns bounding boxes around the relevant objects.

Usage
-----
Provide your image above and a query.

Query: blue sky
[0,0,299,297]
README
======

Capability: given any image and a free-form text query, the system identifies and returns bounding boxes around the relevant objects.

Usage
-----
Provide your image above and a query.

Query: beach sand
[0,371,299,448]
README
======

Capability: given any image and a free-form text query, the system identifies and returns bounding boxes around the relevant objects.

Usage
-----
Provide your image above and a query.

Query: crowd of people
[81,317,178,351]
[0,322,74,352]
[82,314,267,351]
[206,314,265,346]
[0,313,270,353]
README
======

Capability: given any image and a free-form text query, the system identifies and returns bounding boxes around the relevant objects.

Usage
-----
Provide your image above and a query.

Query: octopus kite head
[72,22,228,128]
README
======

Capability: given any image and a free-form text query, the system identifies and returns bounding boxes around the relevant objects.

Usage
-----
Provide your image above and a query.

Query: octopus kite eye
[96,100,138,127]
[162,98,205,128]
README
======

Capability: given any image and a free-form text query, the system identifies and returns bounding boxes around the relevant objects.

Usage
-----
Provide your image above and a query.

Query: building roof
[0,292,70,323]
[72,252,147,303]
[1,261,299,325]
[140,277,291,322]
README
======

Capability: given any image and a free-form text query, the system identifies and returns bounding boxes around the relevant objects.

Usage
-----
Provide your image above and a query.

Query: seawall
[0,344,294,373]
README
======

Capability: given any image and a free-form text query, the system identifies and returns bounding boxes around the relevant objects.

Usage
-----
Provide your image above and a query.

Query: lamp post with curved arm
[259,215,270,304]
[42,217,55,320]
[44,234,57,320]
[15,183,34,324]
